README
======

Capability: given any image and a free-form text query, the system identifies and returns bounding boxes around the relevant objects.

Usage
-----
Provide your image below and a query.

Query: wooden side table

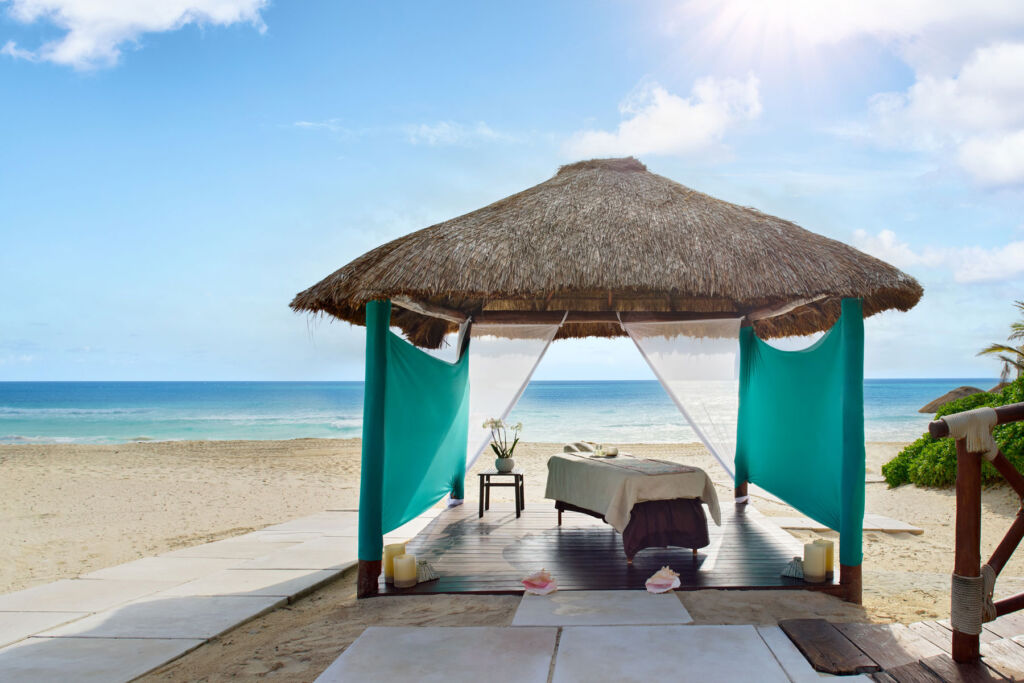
[478,468,525,518]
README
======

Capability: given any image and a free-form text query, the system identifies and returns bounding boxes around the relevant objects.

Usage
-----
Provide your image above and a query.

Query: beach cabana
[291,157,922,601]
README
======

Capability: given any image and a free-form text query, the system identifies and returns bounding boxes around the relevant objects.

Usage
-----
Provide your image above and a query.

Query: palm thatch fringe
[292,157,923,348]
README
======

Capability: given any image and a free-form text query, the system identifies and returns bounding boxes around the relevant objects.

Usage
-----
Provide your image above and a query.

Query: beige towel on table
[545,452,721,532]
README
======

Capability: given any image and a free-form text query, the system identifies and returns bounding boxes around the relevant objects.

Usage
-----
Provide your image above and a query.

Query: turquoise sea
[0,379,1000,445]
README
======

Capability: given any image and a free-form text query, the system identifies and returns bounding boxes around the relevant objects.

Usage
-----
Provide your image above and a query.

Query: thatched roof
[292,157,923,348]
[919,386,983,414]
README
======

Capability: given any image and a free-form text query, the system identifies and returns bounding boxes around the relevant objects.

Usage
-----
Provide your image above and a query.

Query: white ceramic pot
[495,457,515,473]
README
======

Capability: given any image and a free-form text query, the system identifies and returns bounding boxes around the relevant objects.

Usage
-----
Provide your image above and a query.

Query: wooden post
[735,480,748,504]
[952,437,982,662]
[356,300,390,598]
[840,563,862,604]
[357,560,382,598]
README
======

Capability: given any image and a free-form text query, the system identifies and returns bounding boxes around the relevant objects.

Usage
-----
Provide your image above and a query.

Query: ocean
[0,379,1000,446]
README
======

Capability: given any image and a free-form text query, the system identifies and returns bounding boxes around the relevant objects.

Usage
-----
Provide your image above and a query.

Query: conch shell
[522,568,558,595]
[645,566,681,593]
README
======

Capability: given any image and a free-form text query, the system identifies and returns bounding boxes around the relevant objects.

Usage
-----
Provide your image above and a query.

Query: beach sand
[6,438,1024,679]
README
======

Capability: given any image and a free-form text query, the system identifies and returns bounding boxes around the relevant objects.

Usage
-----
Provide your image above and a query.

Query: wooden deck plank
[835,623,945,670]
[982,612,1024,640]
[870,672,901,683]
[931,619,1003,644]
[980,639,1024,681]
[908,622,956,654]
[883,661,944,682]
[778,618,880,675]
[918,653,1009,682]
[376,502,837,595]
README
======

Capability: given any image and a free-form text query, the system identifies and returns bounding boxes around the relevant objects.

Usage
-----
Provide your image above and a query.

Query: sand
[0,439,363,593]
[6,438,1024,679]
[139,571,872,682]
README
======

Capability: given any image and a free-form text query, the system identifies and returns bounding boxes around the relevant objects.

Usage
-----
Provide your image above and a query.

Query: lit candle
[393,554,417,589]
[383,542,406,584]
[803,542,826,584]
[814,539,835,580]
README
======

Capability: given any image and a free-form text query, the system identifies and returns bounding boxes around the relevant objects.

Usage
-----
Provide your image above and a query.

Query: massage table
[545,452,721,562]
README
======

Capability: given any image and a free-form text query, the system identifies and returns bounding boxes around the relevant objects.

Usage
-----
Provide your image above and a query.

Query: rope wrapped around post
[945,407,1000,641]
[950,564,997,635]
[944,407,1000,461]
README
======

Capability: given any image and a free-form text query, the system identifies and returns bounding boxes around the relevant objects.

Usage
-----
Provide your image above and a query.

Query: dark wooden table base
[478,469,525,518]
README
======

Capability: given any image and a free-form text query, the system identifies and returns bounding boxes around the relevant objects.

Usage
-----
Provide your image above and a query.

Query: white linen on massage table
[544,453,721,533]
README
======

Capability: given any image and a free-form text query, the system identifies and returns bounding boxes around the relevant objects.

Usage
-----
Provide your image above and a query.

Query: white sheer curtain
[466,322,561,469]
[621,318,742,478]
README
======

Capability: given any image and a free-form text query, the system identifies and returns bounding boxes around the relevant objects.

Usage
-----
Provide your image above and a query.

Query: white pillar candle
[814,539,835,580]
[803,542,826,584]
[383,542,406,584]
[393,554,418,589]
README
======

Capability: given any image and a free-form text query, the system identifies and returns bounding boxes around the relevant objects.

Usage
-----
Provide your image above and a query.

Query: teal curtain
[734,298,865,566]
[358,300,470,562]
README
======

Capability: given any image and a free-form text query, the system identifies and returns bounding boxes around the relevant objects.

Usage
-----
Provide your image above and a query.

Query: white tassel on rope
[943,407,1000,461]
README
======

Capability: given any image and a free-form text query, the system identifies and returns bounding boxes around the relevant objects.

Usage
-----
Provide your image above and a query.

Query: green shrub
[882,377,1024,488]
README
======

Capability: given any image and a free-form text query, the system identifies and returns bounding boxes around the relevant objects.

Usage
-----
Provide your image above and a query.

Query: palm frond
[978,343,1024,357]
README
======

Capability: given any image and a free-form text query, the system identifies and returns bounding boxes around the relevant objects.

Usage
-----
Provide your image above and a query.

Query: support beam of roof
[473,311,741,325]
[746,295,828,321]
[391,296,468,325]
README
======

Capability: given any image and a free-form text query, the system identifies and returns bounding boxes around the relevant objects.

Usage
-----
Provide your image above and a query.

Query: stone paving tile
[552,625,790,683]
[80,556,239,583]
[259,511,358,534]
[236,530,324,543]
[0,635,204,683]
[0,612,88,648]
[0,578,178,613]
[159,568,340,599]
[160,539,298,559]
[38,594,285,640]
[512,590,693,627]
[235,536,358,570]
[315,626,557,683]
[756,625,831,683]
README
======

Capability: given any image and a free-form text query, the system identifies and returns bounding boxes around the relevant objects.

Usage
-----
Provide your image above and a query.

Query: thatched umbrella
[919,386,983,414]
[291,157,923,347]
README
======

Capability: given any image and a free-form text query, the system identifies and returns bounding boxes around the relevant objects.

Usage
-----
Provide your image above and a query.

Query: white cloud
[678,2,1024,185]
[859,42,1024,185]
[957,130,1024,185]
[291,119,515,147]
[954,241,1024,283]
[1,39,35,60]
[403,121,512,146]
[852,229,944,269]
[854,229,1024,283]
[564,76,761,158]
[678,1,1024,74]
[1,0,268,69]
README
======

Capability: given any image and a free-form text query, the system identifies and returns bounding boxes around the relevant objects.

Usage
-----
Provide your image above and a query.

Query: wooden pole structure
[356,300,390,598]
[734,480,748,504]
[840,563,863,605]
[839,298,865,606]
[952,437,982,662]
[929,403,1024,438]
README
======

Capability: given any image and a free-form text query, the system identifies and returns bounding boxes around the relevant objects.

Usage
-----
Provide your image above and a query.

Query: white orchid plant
[483,418,522,459]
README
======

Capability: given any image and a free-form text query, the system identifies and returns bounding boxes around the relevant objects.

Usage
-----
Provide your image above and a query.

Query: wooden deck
[378,501,845,596]
[781,613,1024,681]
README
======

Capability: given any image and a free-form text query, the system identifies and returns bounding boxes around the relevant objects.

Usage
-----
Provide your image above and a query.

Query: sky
[1,0,1023,382]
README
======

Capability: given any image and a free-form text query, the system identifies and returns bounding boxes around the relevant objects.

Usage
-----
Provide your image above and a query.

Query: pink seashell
[522,569,558,595]
[645,566,681,594]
